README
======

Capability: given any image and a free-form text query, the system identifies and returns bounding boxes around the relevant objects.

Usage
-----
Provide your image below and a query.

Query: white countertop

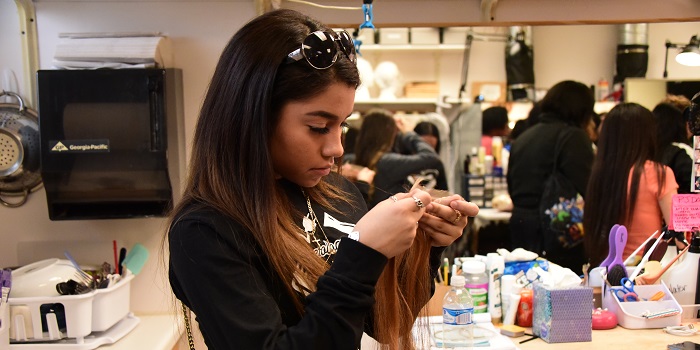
[100,314,182,350]
[6,314,183,350]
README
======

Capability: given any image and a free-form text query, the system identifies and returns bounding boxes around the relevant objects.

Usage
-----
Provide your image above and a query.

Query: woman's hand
[419,195,479,247]
[353,189,432,258]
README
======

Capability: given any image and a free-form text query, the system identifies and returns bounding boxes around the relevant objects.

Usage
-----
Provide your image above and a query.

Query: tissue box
[533,282,593,343]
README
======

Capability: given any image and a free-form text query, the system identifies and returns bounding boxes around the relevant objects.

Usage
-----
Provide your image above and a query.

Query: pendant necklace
[300,189,337,258]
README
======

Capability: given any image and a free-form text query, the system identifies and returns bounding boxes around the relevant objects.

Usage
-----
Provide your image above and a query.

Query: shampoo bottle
[661,233,700,305]
[486,253,504,324]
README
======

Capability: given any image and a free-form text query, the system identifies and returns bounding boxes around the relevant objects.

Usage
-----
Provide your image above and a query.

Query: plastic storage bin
[8,274,134,344]
[602,281,682,329]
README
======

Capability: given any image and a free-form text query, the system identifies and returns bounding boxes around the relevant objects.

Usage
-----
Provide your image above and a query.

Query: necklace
[300,189,337,258]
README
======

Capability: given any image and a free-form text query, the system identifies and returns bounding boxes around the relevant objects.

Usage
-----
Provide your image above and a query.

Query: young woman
[167,9,478,350]
[348,109,448,208]
[507,80,595,274]
[584,103,678,266]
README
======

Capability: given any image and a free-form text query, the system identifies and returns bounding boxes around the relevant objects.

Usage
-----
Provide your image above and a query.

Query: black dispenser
[38,68,184,220]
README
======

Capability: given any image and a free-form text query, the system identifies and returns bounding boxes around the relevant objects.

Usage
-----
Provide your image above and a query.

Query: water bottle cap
[462,260,486,274]
[450,275,466,287]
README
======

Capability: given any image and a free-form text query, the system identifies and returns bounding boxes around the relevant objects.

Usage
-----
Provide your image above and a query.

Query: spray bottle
[661,232,700,305]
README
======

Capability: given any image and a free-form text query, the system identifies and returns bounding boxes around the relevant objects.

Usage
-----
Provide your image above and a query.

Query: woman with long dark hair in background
[584,103,678,267]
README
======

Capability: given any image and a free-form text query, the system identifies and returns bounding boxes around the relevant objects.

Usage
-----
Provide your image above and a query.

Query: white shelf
[358,44,466,53]
[353,98,469,113]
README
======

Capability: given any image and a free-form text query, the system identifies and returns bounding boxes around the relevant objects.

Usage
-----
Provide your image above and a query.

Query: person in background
[506,101,543,149]
[166,9,478,350]
[481,106,511,156]
[413,121,441,154]
[507,80,595,273]
[585,112,603,154]
[509,119,529,142]
[587,112,601,144]
[526,100,543,128]
[343,126,360,156]
[347,109,448,208]
[584,103,678,267]
[653,102,693,194]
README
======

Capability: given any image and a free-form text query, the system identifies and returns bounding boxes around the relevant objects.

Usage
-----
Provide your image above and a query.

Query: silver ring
[411,195,424,208]
[390,195,398,202]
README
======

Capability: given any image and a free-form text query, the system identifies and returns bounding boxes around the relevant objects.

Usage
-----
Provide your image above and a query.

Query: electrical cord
[663,324,698,336]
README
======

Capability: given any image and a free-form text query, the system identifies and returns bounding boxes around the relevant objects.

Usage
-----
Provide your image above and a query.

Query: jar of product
[463,260,488,314]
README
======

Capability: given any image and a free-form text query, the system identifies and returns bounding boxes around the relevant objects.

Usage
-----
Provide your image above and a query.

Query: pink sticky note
[672,194,700,231]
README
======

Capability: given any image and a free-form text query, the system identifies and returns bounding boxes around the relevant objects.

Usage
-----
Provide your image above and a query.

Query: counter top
[512,324,699,349]
[99,314,183,350]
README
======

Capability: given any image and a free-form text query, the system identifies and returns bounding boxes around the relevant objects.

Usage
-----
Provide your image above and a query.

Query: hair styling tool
[606,226,628,286]
[598,224,620,269]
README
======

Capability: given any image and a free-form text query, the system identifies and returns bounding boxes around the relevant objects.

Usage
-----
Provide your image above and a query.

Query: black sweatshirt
[169,173,443,349]
[507,114,594,210]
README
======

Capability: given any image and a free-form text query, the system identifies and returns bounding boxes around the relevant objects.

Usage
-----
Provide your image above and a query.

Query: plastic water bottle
[441,275,474,348]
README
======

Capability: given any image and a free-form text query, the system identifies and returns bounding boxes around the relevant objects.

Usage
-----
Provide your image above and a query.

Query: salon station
[2,0,700,349]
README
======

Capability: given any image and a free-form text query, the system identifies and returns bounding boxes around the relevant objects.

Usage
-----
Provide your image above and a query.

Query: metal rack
[462,174,507,209]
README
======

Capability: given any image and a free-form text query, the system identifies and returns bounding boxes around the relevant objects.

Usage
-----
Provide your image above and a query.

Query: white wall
[2,0,700,317]
[0,0,258,315]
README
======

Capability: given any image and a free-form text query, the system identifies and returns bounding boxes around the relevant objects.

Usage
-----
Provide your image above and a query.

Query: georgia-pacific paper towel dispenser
[37,68,184,220]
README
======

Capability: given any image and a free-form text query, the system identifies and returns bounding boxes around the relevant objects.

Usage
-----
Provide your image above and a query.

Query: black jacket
[507,113,594,210]
[169,173,443,349]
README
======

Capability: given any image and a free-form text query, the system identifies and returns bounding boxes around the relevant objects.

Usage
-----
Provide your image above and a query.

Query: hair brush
[606,226,628,286]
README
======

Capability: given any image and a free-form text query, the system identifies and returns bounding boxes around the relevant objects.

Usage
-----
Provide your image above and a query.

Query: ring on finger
[411,195,425,209]
[390,195,398,202]
[452,209,462,224]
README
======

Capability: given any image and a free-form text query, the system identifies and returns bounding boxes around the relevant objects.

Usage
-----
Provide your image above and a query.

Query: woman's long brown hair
[584,103,667,266]
[373,231,433,349]
[168,9,433,349]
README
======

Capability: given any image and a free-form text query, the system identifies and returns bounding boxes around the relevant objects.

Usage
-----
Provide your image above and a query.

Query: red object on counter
[592,308,617,330]
[516,288,533,327]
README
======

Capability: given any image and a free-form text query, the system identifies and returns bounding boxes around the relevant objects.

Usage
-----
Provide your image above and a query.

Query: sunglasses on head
[286,30,357,69]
